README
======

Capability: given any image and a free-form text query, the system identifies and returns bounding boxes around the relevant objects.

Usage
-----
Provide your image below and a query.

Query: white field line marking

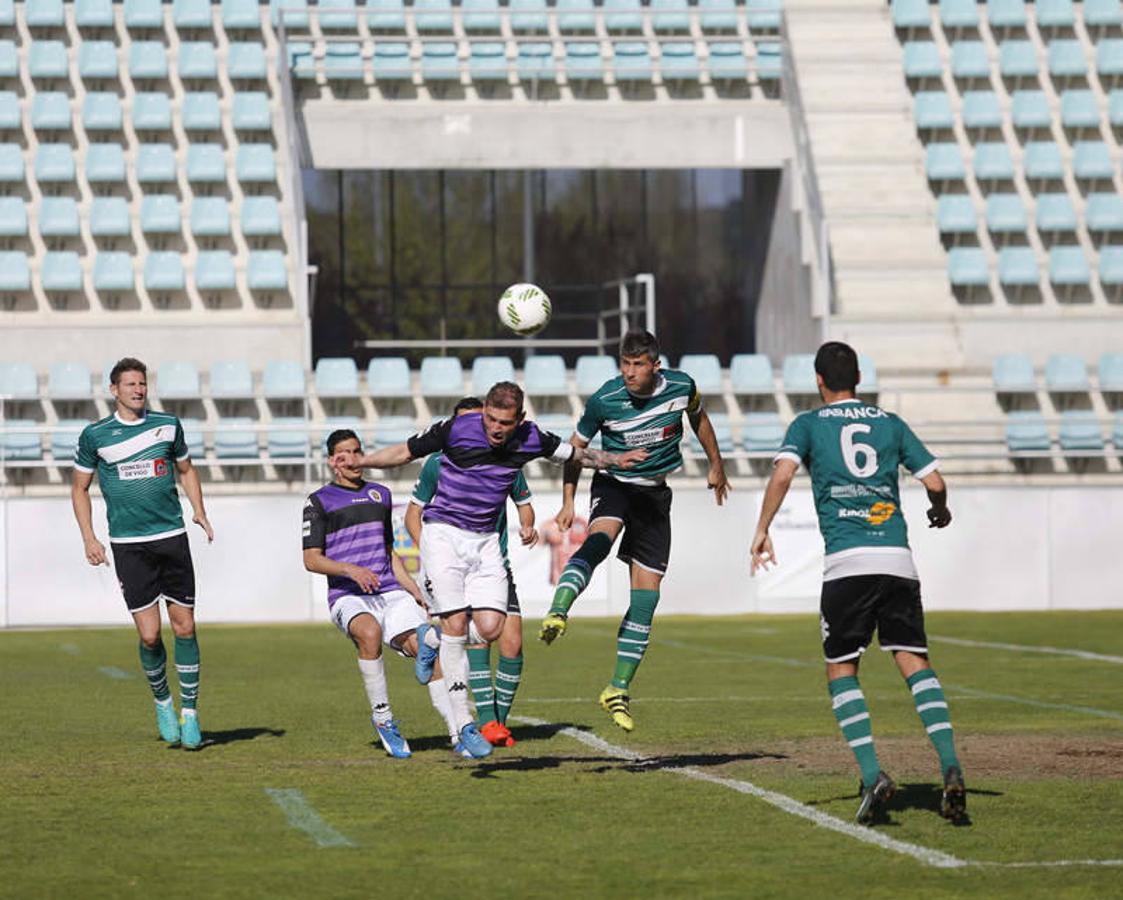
[264,788,356,848]
[97,665,133,680]
[931,635,1123,665]
[519,695,821,704]
[513,715,967,869]
[514,716,1123,870]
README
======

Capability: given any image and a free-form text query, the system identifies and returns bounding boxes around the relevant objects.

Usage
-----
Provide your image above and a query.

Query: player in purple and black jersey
[358,381,647,759]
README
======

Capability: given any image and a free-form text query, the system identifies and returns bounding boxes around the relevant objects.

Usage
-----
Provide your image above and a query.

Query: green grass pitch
[3,611,1122,898]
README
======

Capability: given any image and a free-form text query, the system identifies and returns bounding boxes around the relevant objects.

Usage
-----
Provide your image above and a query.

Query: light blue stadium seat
[781,354,816,396]
[1098,352,1123,392]
[1060,89,1101,135]
[0,0,10,26]
[237,145,276,183]
[1097,39,1123,84]
[39,196,79,236]
[263,360,305,398]
[708,42,748,81]
[974,142,1015,184]
[914,91,954,131]
[191,196,231,236]
[372,42,412,81]
[998,246,1040,294]
[133,93,172,130]
[962,90,1002,132]
[31,92,70,130]
[78,42,118,80]
[1045,353,1090,392]
[1086,0,1123,33]
[229,43,268,80]
[47,361,91,400]
[86,144,125,183]
[699,0,738,32]
[232,93,272,131]
[1059,412,1104,452]
[1072,141,1114,183]
[367,357,411,397]
[144,250,187,291]
[270,0,309,28]
[524,354,568,396]
[241,196,282,236]
[729,354,773,395]
[614,42,652,82]
[747,0,781,31]
[365,0,406,31]
[1,420,41,460]
[129,42,168,80]
[461,0,501,31]
[324,42,365,80]
[517,42,555,81]
[1048,39,1086,80]
[742,412,785,453]
[421,42,460,81]
[937,194,978,239]
[688,410,733,454]
[986,193,1027,236]
[903,41,942,81]
[247,250,286,290]
[1005,410,1050,452]
[93,252,134,290]
[678,353,722,394]
[76,0,115,27]
[42,251,82,291]
[988,0,1026,30]
[187,144,227,183]
[509,0,549,32]
[565,42,603,82]
[210,360,254,398]
[414,0,454,32]
[124,0,163,28]
[951,40,989,81]
[0,88,12,117]
[857,355,880,395]
[661,42,701,81]
[940,0,978,30]
[469,42,508,81]
[173,0,213,29]
[179,417,205,458]
[651,0,690,33]
[195,250,236,290]
[26,0,64,27]
[222,0,261,28]
[214,417,259,459]
[371,415,417,447]
[1035,192,1077,237]
[533,413,574,438]
[604,0,643,33]
[1087,193,1123,244]
[0,42,16,80]
[925,142,966,184]
[82,92,122,131]
[136,143,176,183]
[35,143,74,182]
[182,92,222,131]
[471,355,516,395]
[29,41,68,79]
[0,143,23,183]
[0,251,29,290]
[948,246,990,291]
[419,356,464,397]
[1110,89,1123,128]
[1011,90,1051,132]
[575,355,617,394]
[0,362,36,398]
[1000,39,1038,83]
[1036,0,1075,30]
[140,195,181,234]
[51,418,87,459]
[756,42,783,85]
[0,196,26,236]
[892,0,930,30]
[1023,141,1064,185]
[1049,246,1091,299]
[318,0,358,29]
[267,416,308,458]
[179,42,218,80]
[556,0,596,34]
[287,41,315,79]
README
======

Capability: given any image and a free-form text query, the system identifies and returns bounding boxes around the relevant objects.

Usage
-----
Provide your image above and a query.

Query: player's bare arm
[688,406,730,506]
[302,547,380,593]
[392,552,425,604]
[570,443,647,471]
[920,470,952,528]
[357,443,415,470]
[517,499,539,547]
[70,469,107,566]
[404,501,423,548]
[176,458,213,542]
[556,433,587,530]
[750,458,799,575]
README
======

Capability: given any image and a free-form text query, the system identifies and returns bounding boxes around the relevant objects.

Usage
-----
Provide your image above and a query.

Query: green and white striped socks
[828,675,881,788]
[550,532,613,616]
[174,635,200,713]
[467,645,497,725]
[139,639,171,702]
[494,654,523,725]
[907,668,961,775]
[610,589,660,690]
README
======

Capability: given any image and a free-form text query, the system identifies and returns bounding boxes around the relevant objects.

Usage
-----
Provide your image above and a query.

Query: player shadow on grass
[398,721,581,757]
[189,727,287,749]
[806,781,999,827]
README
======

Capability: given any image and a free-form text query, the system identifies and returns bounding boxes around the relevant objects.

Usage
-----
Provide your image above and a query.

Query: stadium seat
[974,142,1015,186]
[1023,141,1064,189]
[229,44,268,81]
[179,42,218,80]
[267,416,309,458]
[173,0,213,29]
[35,144,75,183]
[270,0,308,28]
[86,144,126,183]
[195,250,236,291]
[509,0,549,32]
[892,0,930,32]
[707,42,749,83]
[469,43,508,83]
[987,0,1026,31]
[315,358,359,399]
[47,361,92,400]
[730,353,774,396]
[998,246,1041,300]
[1005,410,1051,452]
[414,0,454,32]
[209,360,254,399]
[236,145,276,184]
[76,0,115,28]
[651,0,690,34]
[144,252,185,292]
[191,197,231,237]
[324,43,365,81]
[1060,90,1101,137]
[741,412,785,453]
[263,360,305,398]
[1049,246,1091,300]
[1098,352,1123,393]
[0,93,19,131]
[471,356,516,396]
[1011,90,1051,135]
[914,91,954,132]
[214,417,259,459]
[78,42,119,80]
[41,251,82,292]
[1099,246,1123,298]
[371,415,417,447]
[136,144,176,183]
[903,41,942,83]
[287,42,315,80]
[187,144,227,184]
[51,419,86,459]
[133,93,172,131]
[0,143,22,184]
[1059,411,1103,452]
[241,196,283,237]
[419,356,465,397]
[318,0,357,29]
[940,0,978,31]
[29,41,68,80]
[0,42,18,81]
[1000,39,1039,86]
[678,354,722,394]
[0,197,26,237]
[962,91,1002,134]
[524,354,568,396]
[614,42,653,84]
[516,41,556,83]
[92,252,134,291]
[1045,353,1090,393]
[124,0,163,28]
[781,354,817,396]
[575,355,618,395]
[951,40,990,83]
[661,42,701,83]
[857,355,880,395]
[566,42,604,83]
[948,246,990,298]
[925,142,966,187]
[140,195,180,235]
[985,193,1027,239]
[1086,193,1123,242]
[747,0,781,31]
[366,357,412,398]
[1048,40,1087,83]
[699,0,738,32]
[180,417,206,458]
[534,413,575,438]
[1037,0,1076,31]
[365,0,407,32]
[31,92,71,130]
[421,42,461,83]
[129,42,169,80]
[182,93,222,131]
[756,43,783,89]
[937,194,978,242]
[0,362,37,399]
[39,196,79,237]
[26,0,64,28]
[1,420,41,460]
[1086,0,1123,35]
[1073,142,1114,189]
[603,0,643,33]
[461,0,501,32]
[82,93,123,131]
[1035,192,1078,240]
[0,252,29,294]
[372,42,412,82]
[247,251,286,290]
[1098,44,1123,85]
[222,0,261,29]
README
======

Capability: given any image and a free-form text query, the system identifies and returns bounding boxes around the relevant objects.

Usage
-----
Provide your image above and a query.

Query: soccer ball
[497,283,552,336]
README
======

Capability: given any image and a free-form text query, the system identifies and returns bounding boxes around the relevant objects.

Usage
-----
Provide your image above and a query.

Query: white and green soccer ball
[497,283,552,336]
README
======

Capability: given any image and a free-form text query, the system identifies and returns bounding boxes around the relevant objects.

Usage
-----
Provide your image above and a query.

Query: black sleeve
[406,417,454,460]
[302,494,326,551]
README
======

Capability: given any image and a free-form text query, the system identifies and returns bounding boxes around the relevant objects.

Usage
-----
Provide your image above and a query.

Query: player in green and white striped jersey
[540,331,730,732]
[71,357,214,750]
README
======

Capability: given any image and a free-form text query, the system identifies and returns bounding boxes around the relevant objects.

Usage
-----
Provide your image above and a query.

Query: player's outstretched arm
[358,443,414,470]
[556,433,587,530]
[392,552,425,605]
[517,498,539,547]
[569,444,648,471]
[70,469,107,566]
[302,547,380,593]
[689,407,730,506]
[177,458,213,542]
[750,458,798,575]
[920,470,952,528]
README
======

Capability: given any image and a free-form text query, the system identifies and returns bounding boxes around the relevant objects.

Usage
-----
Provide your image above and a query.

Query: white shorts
[331,589,427,651]
[419,521,509,615]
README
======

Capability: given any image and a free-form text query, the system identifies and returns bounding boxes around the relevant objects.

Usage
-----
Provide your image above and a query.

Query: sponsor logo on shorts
[837,501,897,525]
[117,459,168,480]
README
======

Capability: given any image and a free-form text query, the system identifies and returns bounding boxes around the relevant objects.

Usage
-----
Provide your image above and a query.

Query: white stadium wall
[3,485,1122,628]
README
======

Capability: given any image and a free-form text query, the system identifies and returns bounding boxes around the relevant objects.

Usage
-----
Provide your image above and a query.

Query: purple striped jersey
[302,480,401,608]
[406,412,572,533]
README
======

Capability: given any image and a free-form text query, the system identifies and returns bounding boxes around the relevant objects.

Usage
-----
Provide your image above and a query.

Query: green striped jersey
[74,410,189,542]
[576,369,701,484]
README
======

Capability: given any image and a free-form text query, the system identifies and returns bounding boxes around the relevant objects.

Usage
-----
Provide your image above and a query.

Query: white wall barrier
[2,485,1121,628]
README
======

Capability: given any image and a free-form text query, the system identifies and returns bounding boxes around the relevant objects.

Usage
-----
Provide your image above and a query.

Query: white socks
[358,657,393,725]
[438,632,474,732]
[428,677,460,742]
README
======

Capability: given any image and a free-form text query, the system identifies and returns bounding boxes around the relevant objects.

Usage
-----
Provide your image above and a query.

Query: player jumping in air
[539,330,729,732]
[750,341,966,825]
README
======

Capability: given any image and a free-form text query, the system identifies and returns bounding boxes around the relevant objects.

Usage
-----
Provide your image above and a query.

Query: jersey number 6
[840,423,878,478]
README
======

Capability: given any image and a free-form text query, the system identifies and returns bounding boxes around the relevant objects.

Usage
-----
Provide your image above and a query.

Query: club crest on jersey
[367,488,383,504]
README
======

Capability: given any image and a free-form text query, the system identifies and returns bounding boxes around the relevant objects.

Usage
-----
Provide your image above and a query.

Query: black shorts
[820,574,927,663]
[589,471,673,575]
[111,533,196,613]
[505,567,521,616]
